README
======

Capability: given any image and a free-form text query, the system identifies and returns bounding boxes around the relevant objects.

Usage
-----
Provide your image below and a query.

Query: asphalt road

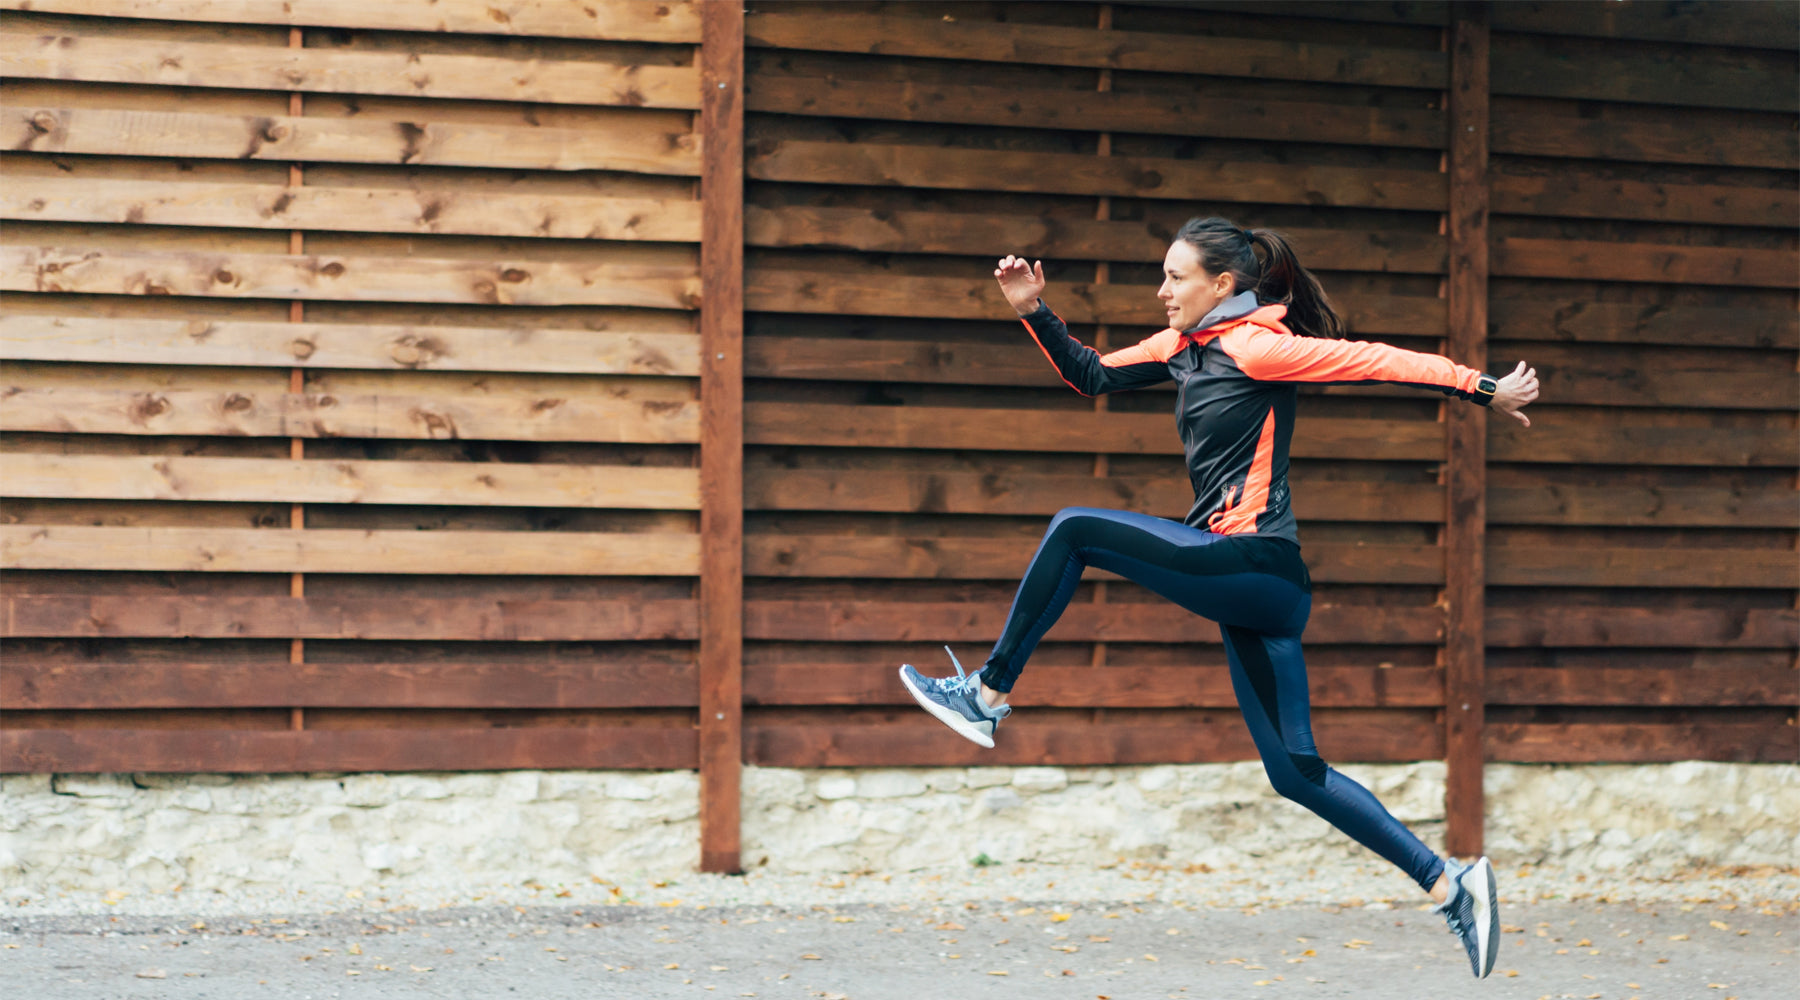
[4,897,1792,999]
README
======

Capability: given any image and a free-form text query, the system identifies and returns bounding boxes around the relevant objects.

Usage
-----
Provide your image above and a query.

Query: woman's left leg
[1219,622,1445,893]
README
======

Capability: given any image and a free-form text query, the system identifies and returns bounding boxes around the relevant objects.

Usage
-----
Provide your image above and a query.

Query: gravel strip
[8,861,1796,920]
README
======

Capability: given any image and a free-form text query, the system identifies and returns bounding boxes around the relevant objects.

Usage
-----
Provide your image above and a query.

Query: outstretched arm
[996,255,1174,396]
[1217,325,1539,426]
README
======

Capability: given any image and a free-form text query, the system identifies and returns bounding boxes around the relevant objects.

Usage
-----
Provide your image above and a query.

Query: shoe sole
[898,666,995,749]
[1467,856,1499,978]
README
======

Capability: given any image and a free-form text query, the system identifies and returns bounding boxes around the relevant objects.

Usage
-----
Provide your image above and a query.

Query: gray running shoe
[1435,856,1500,978]
[898,646,1011,748]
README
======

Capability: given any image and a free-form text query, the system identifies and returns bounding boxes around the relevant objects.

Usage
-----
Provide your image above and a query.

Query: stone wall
[3,763,1794,894]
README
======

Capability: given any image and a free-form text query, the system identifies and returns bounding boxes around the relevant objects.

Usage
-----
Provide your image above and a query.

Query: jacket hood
[1185,291,1292,338]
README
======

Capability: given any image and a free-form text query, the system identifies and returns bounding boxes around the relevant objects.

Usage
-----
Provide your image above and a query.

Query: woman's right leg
[977,507,1308,693]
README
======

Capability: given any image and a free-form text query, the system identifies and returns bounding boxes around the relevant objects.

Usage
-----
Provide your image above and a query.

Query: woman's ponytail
[1174,217,1347,339]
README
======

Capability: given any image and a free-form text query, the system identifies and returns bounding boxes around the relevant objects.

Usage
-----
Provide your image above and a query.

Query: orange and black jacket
[1022,291,1493,545]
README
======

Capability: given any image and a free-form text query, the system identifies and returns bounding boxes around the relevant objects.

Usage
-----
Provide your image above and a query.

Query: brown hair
[1174,217,1347,339]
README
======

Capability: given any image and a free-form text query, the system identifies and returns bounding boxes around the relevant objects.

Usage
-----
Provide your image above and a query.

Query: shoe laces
[941,645,981,693]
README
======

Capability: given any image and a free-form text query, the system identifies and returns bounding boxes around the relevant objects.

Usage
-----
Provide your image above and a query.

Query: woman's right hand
[994,255,1046,316]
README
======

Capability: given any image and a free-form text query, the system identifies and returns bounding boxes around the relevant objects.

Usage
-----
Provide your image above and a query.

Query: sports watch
[1472,374,1499,406]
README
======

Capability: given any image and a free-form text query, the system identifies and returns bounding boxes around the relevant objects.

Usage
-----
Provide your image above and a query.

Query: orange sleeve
[1216,324,1483,396]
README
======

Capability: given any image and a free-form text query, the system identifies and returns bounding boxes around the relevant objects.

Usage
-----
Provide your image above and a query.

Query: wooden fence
[1,1,1794,873]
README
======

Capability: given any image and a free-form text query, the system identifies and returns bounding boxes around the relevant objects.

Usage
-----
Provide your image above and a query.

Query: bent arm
[1217,325,1493,404]
[1021,301,1173,396]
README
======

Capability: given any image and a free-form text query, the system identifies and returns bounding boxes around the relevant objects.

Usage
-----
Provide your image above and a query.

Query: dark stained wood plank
[748,140,1449,212]
[1493,238,1799,290]
[1491,108,1797,170]
[1490,171,1799,230]
[742,600,1443,646]
[744,11,1449,88]
[1488,546,1798,589]
[746,74,1446,149]
[744,535,1446,585]
[1524,362,1797,411]
[1491,38,1798,113]
[746,269,1447,334]
[1487,484,1800,528]
[2,660,698,709]
[2,596,700,640]
[1488,1,1800,51]
[746,403,1446,461]
[1489,423,1796,468]
[1485,721,1798,764]
[1490,299,1798,350]
[698,0,745,876]
[1486,607,1798,649]
[0,0,705,42]
[745,205,1446,274]
[745,466,1446,523]
[1,726,699,773]
[1487,666,1799,707]
[746,711,1444,767]
[745,664,1443,708]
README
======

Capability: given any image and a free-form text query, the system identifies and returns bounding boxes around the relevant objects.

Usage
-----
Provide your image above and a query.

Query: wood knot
[221,393,253,413]
[262,123,289,142]
[318,261,346,278]
[28,111,57,133]
[287,338,316,359]
[499,268,529,283]
[213,269,235,284]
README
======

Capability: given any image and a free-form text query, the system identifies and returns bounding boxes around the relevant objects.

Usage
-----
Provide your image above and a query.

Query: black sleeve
[1020,301,1172,397]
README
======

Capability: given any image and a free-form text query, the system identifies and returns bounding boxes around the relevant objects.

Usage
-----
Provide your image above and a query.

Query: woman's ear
[1214,269,1237,299]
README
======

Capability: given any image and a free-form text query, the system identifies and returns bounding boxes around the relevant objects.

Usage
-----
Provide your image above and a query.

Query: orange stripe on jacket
[1100,328,1187,367]
[1207,406,1279,536]
[1214,320,1481,394]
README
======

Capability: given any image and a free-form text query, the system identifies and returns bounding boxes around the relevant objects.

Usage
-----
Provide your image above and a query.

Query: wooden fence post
[1445,5,1491,859]
[699,0,746,875]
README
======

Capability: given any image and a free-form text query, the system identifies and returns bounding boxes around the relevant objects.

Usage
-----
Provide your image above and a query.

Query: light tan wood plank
[5,105,700,175]
[0,453,700,509]
[0,387,700,442]
[1,175,702,241]
[0,315,701,376]
[0,30,700,108]
[0,524,700,574]
[0,0,702,43]
[1,246,701,309]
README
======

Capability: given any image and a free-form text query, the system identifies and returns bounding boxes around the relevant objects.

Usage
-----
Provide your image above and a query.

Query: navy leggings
[980,507,1445,893]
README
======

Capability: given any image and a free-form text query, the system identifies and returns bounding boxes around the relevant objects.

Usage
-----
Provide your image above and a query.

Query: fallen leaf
[1503,969,1517,977]
[801,953,821,960]
[832,916,855,923]
[1166,928,1181,936]
[1143,953,1158,962]
[988,970,1009,976]
[135,970,167,980]
[1050,913,1072,922]
[1015,907,1037,915]
[409,965,432,973]
[1088,935,1110,943]
[348,943,362,956]
[374,965,392,972]
[936,922,965,931]
[1711,921,1730,930]
[665,963,680,970]
[1254,981,1272,987]
[346,970,361,977]
[1670,934,1690,941]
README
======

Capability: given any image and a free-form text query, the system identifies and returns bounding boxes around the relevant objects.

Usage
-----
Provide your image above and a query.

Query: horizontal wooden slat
[1,387,699,442]
[1487,666,1798,707]
[747,74,1445,149]
[0,0,703,43]
[0,525,700,574]
[745,205,1446,273]
[746,403,1445,461]
[0,31,700,108]
[1486,484,1799,528]
[744,11,1448,88]
[0,314,702,375]
[747,711,1443,767]
[1492,108,1797,171]
[3,595,699,640]
[1489,423,1796,468]
[744,535,1445,585]
[743,600,1441,646]
[5,105,701,174]
[1485,721,1797,764]
[1490,298,1799,350]
[1491,171,1799,229]
[1486,607,1798,649]
[745,466,1445,523]
[0,453,701,508]
[1,175,704,241]
[1524,359,1797,411]
[3,245,701,309]
[748,140,1447,212]
[3,660,698,709]
[1494,238,1799,289]
[1487,1,1799,52]
[746,664,1442,709]
[0,726,700,773]
[1491,41,1798,114]
[1488,546,1797,589]
[745,269,1445,334]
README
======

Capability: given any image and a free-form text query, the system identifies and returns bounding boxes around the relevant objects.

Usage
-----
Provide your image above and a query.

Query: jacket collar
[1184,291,1292,340]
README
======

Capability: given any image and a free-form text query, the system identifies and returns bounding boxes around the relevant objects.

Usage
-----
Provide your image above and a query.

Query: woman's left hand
[1492,360,1539,427]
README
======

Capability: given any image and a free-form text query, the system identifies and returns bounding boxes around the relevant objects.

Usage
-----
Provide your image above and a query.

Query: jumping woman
[899,217,1539,979]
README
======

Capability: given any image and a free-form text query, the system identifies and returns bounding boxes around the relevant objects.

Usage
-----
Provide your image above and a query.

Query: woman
[899,217,1538,980]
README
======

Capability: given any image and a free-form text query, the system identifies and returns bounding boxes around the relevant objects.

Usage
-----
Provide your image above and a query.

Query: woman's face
[1158,239,1237,332]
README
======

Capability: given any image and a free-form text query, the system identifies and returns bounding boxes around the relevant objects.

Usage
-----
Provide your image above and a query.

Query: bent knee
[1263,751,1330,802]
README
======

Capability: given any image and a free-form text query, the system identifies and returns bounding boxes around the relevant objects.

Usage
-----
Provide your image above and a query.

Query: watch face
[1478,376,1499,394]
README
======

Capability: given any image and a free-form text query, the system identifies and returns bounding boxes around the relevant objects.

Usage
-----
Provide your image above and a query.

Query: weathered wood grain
[1486,484,1799,528]
[1488,1,1800,51]
[1490,299,1798,350]
[0,30,702,107]
[1487,666,1799,707]
[1492,108,1797,170]
[0,525,701,574]
[1489,422,1796,468]
[1487,607,1798,649]
[5,105,701,174]
[1486,721,1797,764]
[1487,546,1797,589]
[1491,38,1798,113]
[1494,238,1799,290]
